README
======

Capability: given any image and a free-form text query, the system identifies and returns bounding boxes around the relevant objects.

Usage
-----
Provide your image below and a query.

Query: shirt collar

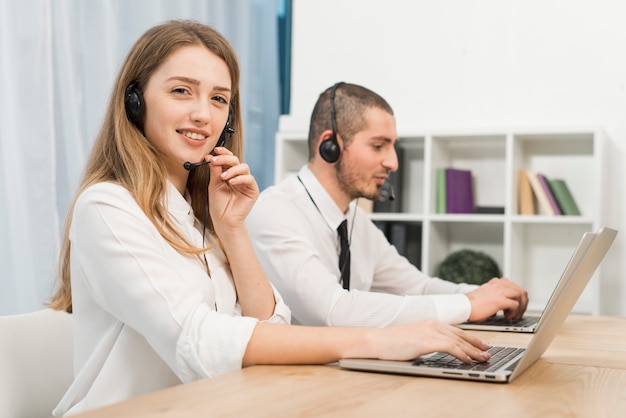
[297,165,358,231]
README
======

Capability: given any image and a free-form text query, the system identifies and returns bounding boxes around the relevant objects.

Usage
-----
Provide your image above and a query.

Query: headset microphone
[388,180,396,202]
[183,160,210,171]
[182,136,227,170]
[183,109,235,171]
[379,178,396,202]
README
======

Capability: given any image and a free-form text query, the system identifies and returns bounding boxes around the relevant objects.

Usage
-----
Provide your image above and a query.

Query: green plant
[435,249,501,285]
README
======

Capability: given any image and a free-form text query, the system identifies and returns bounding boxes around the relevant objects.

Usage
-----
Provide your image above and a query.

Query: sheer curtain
[0,0,280,315]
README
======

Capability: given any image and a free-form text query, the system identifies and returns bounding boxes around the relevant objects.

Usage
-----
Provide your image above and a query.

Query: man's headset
[124,82,235,171]
[319,82,344,164]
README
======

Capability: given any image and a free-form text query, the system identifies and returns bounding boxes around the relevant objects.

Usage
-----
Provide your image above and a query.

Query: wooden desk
[71,315,626,418]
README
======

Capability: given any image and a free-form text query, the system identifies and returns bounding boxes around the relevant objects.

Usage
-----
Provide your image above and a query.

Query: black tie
[337,220,351,290]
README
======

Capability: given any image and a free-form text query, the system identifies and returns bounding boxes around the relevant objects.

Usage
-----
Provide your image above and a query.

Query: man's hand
[466,278,528,321]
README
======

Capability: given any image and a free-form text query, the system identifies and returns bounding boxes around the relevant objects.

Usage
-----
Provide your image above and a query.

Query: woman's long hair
[49,20,243,313]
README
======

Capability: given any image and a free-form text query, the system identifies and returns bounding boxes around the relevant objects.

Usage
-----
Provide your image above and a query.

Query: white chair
[0,308,74,418]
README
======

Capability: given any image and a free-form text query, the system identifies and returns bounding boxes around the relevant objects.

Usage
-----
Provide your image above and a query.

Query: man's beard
[335,160,382,201]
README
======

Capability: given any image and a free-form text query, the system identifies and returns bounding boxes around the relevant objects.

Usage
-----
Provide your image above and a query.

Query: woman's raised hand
[207,147,259,231]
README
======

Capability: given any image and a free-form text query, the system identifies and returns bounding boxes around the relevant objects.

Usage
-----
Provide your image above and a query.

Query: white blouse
[54,181,290,416]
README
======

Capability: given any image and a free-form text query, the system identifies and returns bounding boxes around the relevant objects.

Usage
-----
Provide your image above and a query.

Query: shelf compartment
[427,221,504,279]
[430,134,507,215]
[512,132,597,218]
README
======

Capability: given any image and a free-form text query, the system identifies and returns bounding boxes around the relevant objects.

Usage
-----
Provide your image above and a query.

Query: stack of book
[518,170,581,216]
[436,167,475,214]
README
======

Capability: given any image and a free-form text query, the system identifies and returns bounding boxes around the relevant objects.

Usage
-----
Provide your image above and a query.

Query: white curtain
[0,0,281,315]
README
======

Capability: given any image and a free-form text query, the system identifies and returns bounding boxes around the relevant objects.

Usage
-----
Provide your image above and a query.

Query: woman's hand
[368,319,492,363]
[207,147,259,231]
[245,319,492,367]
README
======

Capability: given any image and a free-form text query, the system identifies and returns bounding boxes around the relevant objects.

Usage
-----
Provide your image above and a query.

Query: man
[247,82,528,327]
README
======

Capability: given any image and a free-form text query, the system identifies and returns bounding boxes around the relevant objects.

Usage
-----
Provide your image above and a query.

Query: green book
[548,179,581,215]
[436,167,447,213]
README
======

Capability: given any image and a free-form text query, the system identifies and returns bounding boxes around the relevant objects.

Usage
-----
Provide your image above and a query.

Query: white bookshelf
[274,128,606,314]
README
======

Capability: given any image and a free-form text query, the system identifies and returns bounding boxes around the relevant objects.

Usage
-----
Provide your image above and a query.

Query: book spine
[446,168,474,214]
[436,167,447,214]
[403,222,422,268]
[548,179,581,215]
[536,173,562,215]
[518,170,536,215]
[525,170,555,215]
[390,223,407,257]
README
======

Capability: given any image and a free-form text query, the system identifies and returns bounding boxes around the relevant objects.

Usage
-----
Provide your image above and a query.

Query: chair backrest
[0,309,73,418]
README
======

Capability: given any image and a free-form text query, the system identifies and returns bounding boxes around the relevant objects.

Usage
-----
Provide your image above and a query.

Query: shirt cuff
[176,310,259,382]
[262,285,292,324]
[431,294,473,324]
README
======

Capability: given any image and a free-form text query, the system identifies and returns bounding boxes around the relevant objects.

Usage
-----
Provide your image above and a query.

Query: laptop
[339,227,617,383]
[457,231,597,333]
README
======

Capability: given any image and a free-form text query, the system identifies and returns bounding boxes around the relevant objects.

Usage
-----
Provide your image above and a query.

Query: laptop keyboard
[412,346,526,372]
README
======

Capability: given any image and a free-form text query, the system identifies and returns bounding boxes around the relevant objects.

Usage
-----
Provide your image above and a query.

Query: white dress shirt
[247,165,476,328]
[54,181,290,416]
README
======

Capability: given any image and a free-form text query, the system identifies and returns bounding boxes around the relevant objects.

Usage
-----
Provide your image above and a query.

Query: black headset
[124,81,234,149]
[216,109,235,148]
[124,82,145,130]
[319,81,345,163]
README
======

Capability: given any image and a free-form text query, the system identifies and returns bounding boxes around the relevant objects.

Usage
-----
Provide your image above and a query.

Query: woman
[49,20,490,416]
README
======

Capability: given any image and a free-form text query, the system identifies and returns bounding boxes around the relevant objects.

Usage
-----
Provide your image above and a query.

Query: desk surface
[71,315,626,418]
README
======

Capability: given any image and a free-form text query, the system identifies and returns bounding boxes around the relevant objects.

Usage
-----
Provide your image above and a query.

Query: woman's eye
[213,96,228,104]
[172,87,189,95]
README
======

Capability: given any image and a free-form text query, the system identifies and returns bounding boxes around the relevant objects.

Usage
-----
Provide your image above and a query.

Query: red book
[445,168,475,214]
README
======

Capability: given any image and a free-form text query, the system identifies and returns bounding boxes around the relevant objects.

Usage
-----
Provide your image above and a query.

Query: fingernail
[481,352,491,360]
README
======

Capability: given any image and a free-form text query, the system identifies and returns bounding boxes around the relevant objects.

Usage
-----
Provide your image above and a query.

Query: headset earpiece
[319,134,340,163]
[319,82,344,163]
[124,82,145,130]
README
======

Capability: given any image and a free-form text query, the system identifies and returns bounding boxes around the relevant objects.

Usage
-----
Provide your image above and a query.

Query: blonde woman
[49,20,490,416]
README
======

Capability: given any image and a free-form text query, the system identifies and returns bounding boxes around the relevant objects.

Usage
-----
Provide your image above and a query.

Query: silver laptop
[339,227,617,383]
[458,231,596,333]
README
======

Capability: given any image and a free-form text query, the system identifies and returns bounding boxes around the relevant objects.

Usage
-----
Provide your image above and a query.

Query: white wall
[282,0,626,316]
